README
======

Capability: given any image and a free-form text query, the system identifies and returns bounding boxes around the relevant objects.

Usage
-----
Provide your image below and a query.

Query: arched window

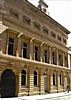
[53,73,56,86]
[34,71,38,86]
[21,69,26,86]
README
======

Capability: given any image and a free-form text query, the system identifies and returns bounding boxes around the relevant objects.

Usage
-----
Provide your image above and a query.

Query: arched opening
[1,69,16,98]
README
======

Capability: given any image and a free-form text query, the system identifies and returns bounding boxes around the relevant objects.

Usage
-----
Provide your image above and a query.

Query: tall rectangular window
[52,52,57,65]
[34,46,39,61]
[52,52,55,64]
[60,74,62,85]
[53,73,56,86]
[22,43,28,58]
[44,50,48,63]
[8,37,14,55]
[59,54,63,66]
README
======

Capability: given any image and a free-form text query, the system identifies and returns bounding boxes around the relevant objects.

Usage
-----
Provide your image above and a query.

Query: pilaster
[56,71,59,92]
[49,46,52,64]
[39,68,45,94]
[63,52,65,67]
[56,50,59,65]
[0,38,3,54]
[68,54,71,68]
[16,69,22,96]
[40,42,44,62]
[30,38,34,60]
[16,36,21,57]
[28,66,34,95]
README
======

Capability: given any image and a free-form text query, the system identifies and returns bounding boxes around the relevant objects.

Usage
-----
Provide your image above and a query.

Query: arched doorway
[1,69,16,98]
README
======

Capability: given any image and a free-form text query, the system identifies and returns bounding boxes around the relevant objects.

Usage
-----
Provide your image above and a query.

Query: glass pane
[23,48,27,58]
[8,44,13,55]
[9,38,14,43]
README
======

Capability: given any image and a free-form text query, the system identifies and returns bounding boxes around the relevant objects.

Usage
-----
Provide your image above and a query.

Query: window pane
[21,75,26,85]
[23,43,27,58]
[21,70,26,86]
[34,71,37,86]
[53,73,56,86]
[9,37,14,43]
[44,50,47,63]
[34,76,37,86]
[23,48,27,58]
[8,44,14,55]
[34,46,38,61]
[23,43,27,47]
[8,37,14,55]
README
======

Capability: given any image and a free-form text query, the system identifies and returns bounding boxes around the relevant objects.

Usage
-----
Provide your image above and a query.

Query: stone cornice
[0,53,71,72]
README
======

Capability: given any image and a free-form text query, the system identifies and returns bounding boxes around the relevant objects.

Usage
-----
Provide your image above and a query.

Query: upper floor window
[59,54,63,66]
[51,31,56,38]
[21,69,27,86]
[23,15,31,25]
[10,9,19,19]
[34,46,39,61]
[52,52,56,65]
[65,55,68,67]
[22,43,28,58]
[43,27,48,35]
[63,38,66,44]
[57,35,62,42]
[8,37,14,55]
[33,22,40,30]
[44,49,49,63]
[34,71,38,86]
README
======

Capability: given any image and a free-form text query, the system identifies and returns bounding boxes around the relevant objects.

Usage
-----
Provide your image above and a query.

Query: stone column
[28,66,34,95]
[64,73,67,91]
[47,69,51,93]
[30,38,34,60]
[63,52,65,67]
[56,71,59,92]
[16,69,22,96]
[16,37,21,57]
[69,73,71,90]
[40,42,44,62]
[0,71,1,97]
[49,46,52,64]
[0,38,2,54]
[68,54,70,68]
[56,50,59,65]
[62,72,65,91]
[49,70,52,93]
[39,68,45,94]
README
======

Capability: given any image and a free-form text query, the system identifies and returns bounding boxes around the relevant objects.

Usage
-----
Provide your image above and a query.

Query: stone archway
[1,69,16,98]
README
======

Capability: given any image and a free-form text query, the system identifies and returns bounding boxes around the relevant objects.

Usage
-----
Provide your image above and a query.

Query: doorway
[1,69,16,98]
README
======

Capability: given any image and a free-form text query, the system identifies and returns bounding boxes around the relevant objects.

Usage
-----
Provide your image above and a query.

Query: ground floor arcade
[0,55,71,98]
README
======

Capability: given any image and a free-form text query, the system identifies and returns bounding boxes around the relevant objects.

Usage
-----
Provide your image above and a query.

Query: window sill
[21,86,28,89]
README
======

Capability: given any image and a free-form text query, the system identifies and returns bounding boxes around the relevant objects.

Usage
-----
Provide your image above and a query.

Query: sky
[28,0,71,47]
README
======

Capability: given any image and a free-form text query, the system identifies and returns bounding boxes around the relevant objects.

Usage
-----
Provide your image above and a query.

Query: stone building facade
[0,0,71,98]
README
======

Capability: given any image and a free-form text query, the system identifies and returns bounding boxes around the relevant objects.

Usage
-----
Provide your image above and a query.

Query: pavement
[1,91,71,100]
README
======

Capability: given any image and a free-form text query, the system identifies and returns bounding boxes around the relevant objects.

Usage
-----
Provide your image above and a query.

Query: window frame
[21,69,27,86]
[44,49,49,63]
[22,42,28,59]
[8,37,14,55]
[53,73,56,86]
[34,46,39,61]
[34,70,38,86]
